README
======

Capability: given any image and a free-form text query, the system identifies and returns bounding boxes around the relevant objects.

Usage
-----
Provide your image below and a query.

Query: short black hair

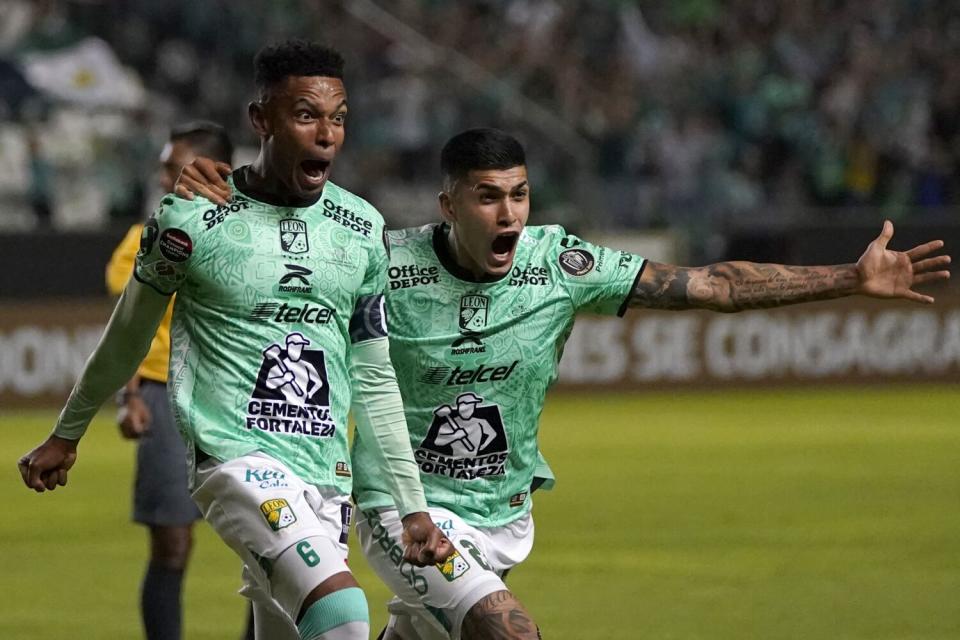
[441,128,526,187]
[169,120,233,163]
[254,39,345,98]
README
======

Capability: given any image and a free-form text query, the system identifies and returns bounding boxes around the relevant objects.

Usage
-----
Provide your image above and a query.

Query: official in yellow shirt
[104,121,247,640]
[106,225,174,383]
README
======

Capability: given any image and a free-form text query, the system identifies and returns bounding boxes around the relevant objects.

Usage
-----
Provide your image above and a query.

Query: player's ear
[438,191,456,223]
[249,101,270,137]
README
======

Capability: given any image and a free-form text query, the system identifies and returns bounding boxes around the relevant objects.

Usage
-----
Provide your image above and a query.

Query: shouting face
[249,75,347,203]
[440,165,530,279]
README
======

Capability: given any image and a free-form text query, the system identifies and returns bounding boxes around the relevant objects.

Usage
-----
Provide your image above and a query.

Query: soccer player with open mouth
[17,40,452,640]
[177,127,949,640]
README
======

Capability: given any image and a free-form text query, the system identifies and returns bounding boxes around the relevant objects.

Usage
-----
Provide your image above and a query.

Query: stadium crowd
[1,0,958,241]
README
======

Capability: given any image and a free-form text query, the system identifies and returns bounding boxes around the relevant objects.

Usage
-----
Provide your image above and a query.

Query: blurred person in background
[104,121,250,640]
[180,126,950,640]
[26,126,53,228]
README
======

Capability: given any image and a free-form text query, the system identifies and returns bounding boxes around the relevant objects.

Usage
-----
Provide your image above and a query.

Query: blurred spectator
[0,0,958,239]
[25,126,53,228]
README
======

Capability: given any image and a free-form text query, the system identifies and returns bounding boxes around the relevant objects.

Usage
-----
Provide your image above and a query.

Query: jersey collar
[432,223,511,284]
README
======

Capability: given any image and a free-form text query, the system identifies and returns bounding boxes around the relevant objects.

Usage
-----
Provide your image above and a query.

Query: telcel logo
[250,302,336,324]
[420,360,519,385]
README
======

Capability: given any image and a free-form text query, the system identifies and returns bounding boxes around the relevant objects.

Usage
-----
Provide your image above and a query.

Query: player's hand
[281,371,295,384]
[175,157,232,206]
[17,435,78,493]
[117,394,151,440]
[400,511,454,567]
[856,221,950,304]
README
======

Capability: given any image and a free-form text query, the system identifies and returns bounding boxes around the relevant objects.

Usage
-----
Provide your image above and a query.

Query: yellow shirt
[105,224,174,383]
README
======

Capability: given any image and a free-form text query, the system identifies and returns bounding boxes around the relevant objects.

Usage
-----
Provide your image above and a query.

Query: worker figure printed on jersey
[258,332,326,405]
[246,332,336,440]
[415,392,509,480]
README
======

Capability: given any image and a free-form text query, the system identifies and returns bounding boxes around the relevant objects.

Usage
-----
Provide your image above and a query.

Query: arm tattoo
[462,590,540,640]
[630,261,860,312]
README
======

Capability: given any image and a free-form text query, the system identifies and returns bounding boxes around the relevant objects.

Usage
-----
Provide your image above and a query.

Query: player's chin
[294,177,327,198]
[294,166,330,196]
[484,250,515,276]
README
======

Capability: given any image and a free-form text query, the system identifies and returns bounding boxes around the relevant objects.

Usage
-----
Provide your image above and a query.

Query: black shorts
[132,380,201,527]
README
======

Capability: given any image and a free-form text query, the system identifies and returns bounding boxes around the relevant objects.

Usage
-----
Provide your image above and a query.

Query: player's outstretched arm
[17,278,170,492]
[629,221,950,312]
[175,157,232,205]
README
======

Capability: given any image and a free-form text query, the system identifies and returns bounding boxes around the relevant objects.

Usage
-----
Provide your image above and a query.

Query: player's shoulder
[522,224,613,283]
[521,224,583,261]
[321,181,385,236]
[385,223,438,262]
[522,224,569,247]
[150,193,212,231]
[386,223,437,248]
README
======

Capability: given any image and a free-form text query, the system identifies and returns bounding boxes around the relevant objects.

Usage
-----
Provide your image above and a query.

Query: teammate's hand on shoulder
[174,157,232,206]
[117,394,151,440]
[17,435,78,493]
[400,511,454,567]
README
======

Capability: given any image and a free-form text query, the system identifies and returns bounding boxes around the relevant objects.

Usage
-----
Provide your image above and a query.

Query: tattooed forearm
[462,590,540,640]
[630,261,860,312]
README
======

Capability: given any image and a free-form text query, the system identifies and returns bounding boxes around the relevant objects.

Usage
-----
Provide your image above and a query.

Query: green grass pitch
[2,386,959,639]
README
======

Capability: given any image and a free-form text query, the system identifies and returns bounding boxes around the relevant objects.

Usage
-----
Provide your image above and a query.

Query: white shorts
[191,451,353,629]
[356,505,534,639]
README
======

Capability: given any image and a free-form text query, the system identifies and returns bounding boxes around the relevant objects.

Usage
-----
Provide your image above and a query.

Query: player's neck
[239,160,324,208]
[447,227,484,279]
[434,223,504,283]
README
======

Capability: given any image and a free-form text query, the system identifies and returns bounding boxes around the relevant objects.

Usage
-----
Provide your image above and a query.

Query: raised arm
[17,277,171,492]
[630,222,949,312]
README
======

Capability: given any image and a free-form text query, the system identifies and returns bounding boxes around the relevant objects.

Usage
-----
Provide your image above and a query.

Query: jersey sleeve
[550,231,646,316]
[349,222,390,344]
[134,196,201,296]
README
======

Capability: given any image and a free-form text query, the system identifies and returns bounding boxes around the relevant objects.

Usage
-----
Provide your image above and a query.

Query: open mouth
[491,232,519,256]
[300,159,330,185]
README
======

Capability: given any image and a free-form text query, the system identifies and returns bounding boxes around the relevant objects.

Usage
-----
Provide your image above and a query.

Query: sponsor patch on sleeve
[158,228,193,262]
[558,248,595,276]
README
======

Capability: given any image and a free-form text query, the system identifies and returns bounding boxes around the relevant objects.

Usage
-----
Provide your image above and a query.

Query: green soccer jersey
[352,223,645,526]
[135,174,390,493]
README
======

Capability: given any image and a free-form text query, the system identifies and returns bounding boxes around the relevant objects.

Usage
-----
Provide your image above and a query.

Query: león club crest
[279,219,309,254]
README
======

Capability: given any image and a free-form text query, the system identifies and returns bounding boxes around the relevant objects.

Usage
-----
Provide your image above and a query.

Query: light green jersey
[352,223,645,526]
[135,174,390,493]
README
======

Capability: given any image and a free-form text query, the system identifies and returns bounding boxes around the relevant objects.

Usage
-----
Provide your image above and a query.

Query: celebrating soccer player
[176,127,949,640]
[17,40,451,640]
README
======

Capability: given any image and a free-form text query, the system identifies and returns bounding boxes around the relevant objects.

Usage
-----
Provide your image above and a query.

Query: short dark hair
[441,128,526,187]
[170,120,233,163]
[254,39,345,98]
